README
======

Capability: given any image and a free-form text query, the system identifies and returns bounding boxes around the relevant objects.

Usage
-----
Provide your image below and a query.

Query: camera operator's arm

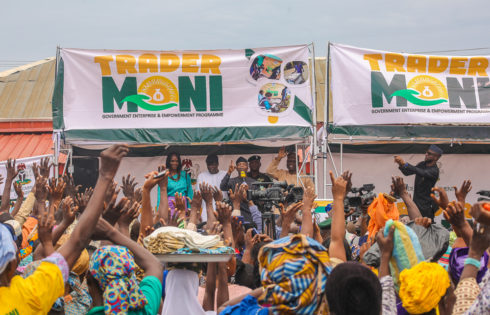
[392,176,422,219]
[300,186,316,237]
[329,171,347,262]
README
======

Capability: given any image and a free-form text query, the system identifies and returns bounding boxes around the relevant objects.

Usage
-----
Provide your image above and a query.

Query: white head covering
[161,269,216,315]
[0,223,17,274]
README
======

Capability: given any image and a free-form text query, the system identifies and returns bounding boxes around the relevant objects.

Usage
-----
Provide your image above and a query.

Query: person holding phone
[157,151,193,212]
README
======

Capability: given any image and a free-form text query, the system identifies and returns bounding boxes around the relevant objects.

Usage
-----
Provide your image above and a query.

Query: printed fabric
[258,234,330,314]
[89,246,147,314]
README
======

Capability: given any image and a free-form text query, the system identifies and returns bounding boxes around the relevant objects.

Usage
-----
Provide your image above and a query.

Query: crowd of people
[0,144,489,314]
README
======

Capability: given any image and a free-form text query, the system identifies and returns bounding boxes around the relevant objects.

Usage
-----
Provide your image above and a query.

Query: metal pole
[324,42,332,196]
[310,43,318,194]
[340,142,343,173]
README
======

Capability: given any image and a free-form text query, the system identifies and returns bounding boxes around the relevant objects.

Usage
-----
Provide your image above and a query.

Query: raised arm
[329,171,347,262]
[220,160,235,191]
[57,144,129,268]
[0,159,19,212]
[392,176,422,219]
[300,185,316,238]
[266,147,287,179]
[95,217,163,281]
[10,182,24,218]
[155,165,169,222]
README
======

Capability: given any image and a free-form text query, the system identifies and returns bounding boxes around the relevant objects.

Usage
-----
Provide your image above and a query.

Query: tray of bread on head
[144,226,235,263]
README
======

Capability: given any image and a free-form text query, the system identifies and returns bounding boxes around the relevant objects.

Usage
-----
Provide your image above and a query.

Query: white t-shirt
[196,170,227,222]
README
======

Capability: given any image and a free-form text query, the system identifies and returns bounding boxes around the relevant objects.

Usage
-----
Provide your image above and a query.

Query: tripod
[259,202,277,239]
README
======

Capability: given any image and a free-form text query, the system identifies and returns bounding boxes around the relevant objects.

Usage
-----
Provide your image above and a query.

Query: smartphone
[251,228,259,237]
[153,169,168,179]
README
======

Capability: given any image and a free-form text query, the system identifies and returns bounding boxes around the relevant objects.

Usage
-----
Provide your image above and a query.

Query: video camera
[344,184,376,213]
[247,181,304,212]
[477,190,490,202]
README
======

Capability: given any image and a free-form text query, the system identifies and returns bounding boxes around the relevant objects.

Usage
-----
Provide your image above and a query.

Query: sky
[1,0,489,71]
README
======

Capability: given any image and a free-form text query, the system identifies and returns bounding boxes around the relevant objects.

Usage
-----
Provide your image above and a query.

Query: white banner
[57,46,314,143]
[0,155,54,200]
[321,152,488,223]
[331,43,490,125]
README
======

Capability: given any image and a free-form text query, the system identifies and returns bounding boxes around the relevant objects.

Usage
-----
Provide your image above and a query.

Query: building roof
[0,133,55,160]
[0,58,55,121]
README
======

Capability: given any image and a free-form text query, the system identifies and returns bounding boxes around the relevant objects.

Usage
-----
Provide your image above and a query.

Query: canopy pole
[310,42,318,194]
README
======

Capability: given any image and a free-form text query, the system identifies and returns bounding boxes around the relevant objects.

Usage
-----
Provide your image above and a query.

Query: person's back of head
[325,262,381,315]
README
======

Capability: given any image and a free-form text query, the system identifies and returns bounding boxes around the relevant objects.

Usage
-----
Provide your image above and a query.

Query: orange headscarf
[367,193,399,241]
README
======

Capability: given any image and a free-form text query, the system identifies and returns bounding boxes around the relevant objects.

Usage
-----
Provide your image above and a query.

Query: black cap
[248,155,261,162]
[236,156,247,164]
[206,154,219,164]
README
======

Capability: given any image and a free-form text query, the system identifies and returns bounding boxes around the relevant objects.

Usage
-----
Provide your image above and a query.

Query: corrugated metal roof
[0,58,55,120]
[0,133,55,160]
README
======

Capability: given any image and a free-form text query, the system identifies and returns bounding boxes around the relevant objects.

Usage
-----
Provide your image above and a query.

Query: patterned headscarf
[258,234,330,314]
[384,219,424,290]
[89,246,147,314]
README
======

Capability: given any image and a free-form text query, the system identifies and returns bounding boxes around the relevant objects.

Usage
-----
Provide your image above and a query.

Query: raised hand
[231,217,245,248]
[303,185,317,208]
[39,157,52,178]
[13,182,23,199]
[118,201,140,227]
[32,163,40,181]
[172,192,187,213]
[391,176,407,197]
[277,146,287,160]
[5,158,19,181]
[229,183,241,209]
[166,208,183,227]
[227,160,236,175]
[103,195,130,226]
[38,208,56,256]
[207,221,224,238]
[34,176,49,203]
[212,186,223,202]
[63,174,81,198]
[454,180,472,205]
[99,144,129,181]
[469,203,490,225]
[444,201,466,230]
[329,171,347,200]
[431,187,449,210]
[61,196,79,226]
[74,187,93,213]
[469,223,490,258]
[121,173,138,200]
[156,164,168,190]
[244,228,254,249]
[216,201,232,225]
[48,178,66,205]
[237,183,248,202]
[134,187,143,203]
[341,170,353,194]
[104,180,119,205]
[377,225,395,257]
[280,201,303,227]
[143,171,164,191]
[200,182,214,204]
[394,155,405,166]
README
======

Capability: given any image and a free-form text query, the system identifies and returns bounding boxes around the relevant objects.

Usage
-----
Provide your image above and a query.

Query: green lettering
[209,75,223,111]
[178,76,207,112]
[102,77,138,113]
[477,78,490,109]
[371,72,407,108]
[447,77,477,109]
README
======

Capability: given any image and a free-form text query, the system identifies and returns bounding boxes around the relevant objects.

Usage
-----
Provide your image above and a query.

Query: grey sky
[1,0,489,71]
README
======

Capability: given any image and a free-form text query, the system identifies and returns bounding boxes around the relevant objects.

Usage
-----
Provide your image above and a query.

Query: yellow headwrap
[399,262,450,314]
